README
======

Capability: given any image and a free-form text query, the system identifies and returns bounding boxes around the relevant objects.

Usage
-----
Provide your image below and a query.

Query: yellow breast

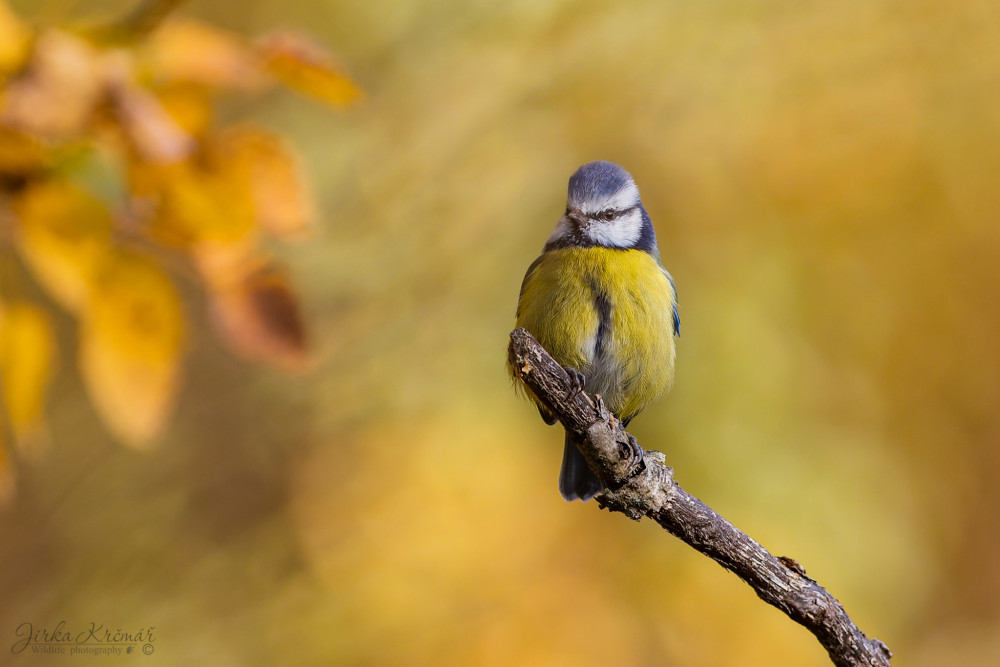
[513,246,677,421]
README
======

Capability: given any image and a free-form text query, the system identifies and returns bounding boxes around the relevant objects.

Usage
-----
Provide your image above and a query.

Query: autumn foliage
[0,0,358,493]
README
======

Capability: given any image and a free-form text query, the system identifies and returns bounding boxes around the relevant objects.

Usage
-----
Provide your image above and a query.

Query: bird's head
[547,161,651,250]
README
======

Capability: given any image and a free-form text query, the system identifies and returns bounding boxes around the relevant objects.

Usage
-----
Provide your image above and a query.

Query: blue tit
[510,161,680,502]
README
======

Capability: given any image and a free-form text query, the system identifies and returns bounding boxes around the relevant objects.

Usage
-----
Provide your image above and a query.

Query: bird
[510,161,679,501]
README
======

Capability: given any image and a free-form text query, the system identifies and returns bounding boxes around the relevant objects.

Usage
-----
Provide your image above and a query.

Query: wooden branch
[508,327,892,667]
[104,0,189,42]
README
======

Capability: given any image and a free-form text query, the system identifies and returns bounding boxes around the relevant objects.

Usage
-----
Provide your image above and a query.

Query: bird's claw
[564,366,586,397]
[594,395,609,420]
[626,433,645,473]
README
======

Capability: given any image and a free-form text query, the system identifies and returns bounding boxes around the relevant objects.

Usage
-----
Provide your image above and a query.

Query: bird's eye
[601,209,615,221]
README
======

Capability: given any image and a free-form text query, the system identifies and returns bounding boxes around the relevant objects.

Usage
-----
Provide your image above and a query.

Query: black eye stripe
[588,204,638,220]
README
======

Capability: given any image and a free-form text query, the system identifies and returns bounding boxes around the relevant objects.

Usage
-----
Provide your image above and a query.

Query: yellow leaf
[79,252,184,447]
[0,0,30,74]
[257,31,362,108]
[220,126,313,238]
[0,29,106,138]
[137,135,258,247]
[0,301,56,453]
[141,19,265,90]
[14,181,113,312]
[196,245,308,370]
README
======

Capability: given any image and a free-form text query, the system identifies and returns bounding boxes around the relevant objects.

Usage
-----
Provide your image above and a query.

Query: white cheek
[586,210,643,248]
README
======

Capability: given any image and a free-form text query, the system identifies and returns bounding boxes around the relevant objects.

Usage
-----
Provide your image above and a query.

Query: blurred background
[2,0,999,664]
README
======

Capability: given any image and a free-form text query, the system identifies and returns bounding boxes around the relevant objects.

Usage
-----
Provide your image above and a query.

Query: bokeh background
[3,0,1000,665]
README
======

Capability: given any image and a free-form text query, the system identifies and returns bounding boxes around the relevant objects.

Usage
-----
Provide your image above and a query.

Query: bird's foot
[564,366,586,397]
[626,432,645,474]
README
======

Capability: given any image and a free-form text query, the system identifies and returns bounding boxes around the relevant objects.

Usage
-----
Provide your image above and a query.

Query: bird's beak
[565,207,587,226]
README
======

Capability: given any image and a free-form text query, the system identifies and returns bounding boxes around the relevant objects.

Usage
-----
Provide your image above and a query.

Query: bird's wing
[663,267,680,337]
[515,254,545,319]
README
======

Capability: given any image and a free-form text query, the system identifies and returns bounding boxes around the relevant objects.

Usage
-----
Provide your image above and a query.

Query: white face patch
[582,207,644,248]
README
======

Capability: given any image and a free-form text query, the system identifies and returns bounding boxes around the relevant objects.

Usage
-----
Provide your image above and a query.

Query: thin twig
[104,0,189,43]
[508,327,892,667]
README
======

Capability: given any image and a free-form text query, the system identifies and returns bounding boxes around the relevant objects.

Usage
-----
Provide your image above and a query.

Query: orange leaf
[141,19,265,90]
[140,147,257,247]
[14,181,113,312]
[79,252,184,447]
[0,0,31,74]
[0,301,56,453]
[219,126,313,238]
[196,245,308,371]
[257,31,362,108]
[0,29,106,138]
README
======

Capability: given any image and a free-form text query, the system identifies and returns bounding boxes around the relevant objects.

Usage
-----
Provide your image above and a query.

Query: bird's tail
[558,432,605,502]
